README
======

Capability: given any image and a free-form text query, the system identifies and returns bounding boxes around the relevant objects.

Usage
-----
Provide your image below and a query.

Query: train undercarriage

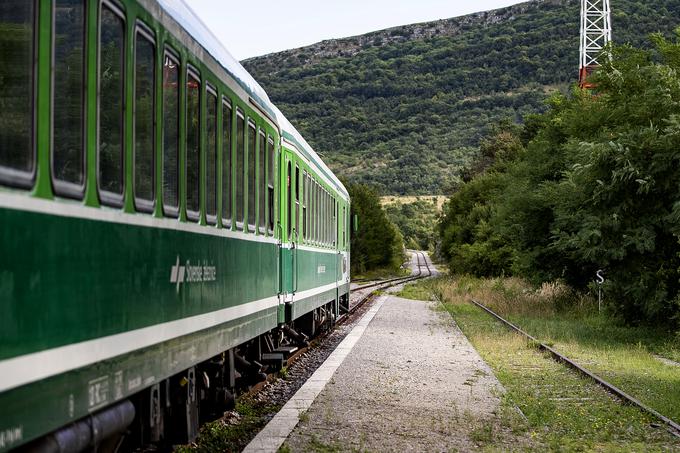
[19,299,345,453]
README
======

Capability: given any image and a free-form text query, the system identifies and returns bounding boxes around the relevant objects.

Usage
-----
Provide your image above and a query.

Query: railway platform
[245,253,517,452]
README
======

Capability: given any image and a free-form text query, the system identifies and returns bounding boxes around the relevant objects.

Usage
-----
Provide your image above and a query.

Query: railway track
[470,299,680,439]
[347,251,431,315]
[352,251,429,291]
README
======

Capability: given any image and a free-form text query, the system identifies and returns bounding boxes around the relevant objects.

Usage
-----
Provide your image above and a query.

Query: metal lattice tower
[579,0,612,88]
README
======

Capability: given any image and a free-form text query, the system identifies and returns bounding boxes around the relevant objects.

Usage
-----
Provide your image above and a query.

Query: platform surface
[283,292,504,452]
[245,251,508,452]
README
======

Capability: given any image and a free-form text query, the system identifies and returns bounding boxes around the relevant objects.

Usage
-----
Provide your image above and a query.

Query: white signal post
[579,0,612,88]
[596,269,605,312]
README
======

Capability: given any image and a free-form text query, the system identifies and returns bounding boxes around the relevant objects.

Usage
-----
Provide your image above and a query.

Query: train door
[280,151,296,300]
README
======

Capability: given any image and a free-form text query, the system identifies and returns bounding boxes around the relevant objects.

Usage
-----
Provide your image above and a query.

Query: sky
[189,0,528,61]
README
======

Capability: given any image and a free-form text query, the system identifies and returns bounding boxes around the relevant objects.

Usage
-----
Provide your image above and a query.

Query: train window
[322,191,325,246]
[206,87,217,224]
[331,196,334,246]
[133,26,155,211]
[323,190,327,245]
[311,181,315,243]
[258,131,265,232]
[321,191,325,245]
[333,198,337,247]
[186,69,200,221]
[162,50,179,216]
[0,1,35,187]
[342,206,346,248]
[295,166,300,201]
[295,165,300,240]
[303,173,308,241]
[222,100,232,227]
[315,183,320,244]
[324,192,328,245]
[309,181,314,243]
[98,4,125,205]
[326,192,330,246]
[309,177,313,242]
[235,110,244,229]
[287,161,292,239]
[312,181,316,243]
[267,138,275,234]
[304,174,309,241]
[247,122,256,231]
[53,0,84,195]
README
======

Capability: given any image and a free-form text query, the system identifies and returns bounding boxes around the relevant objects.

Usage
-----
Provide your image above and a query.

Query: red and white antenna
[579,0,612,88]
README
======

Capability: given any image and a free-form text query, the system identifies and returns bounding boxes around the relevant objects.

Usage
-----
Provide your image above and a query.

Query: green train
[0,0,351,450]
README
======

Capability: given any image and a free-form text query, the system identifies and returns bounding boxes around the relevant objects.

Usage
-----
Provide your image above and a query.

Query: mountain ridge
[244,1,548,69]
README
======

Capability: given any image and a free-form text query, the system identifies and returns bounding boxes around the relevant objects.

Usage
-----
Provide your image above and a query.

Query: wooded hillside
[244,0,680,194]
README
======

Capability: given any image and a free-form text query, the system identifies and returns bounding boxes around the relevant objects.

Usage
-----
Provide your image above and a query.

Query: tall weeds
[435,275,596,319]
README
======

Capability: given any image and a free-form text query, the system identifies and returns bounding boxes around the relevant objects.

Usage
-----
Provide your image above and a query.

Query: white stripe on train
[0,280,347,394]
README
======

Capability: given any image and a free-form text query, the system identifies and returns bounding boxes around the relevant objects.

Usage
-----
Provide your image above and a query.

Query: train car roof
[157,0,349,201]
[156,0,274,117]
[272,106,349,200]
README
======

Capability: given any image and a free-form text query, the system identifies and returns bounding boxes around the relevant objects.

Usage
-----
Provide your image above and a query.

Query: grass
[380,195,448,210]
[395,281,433,300]
[176,398,281,453]
[398,277,680,451]
[445,275,680,424]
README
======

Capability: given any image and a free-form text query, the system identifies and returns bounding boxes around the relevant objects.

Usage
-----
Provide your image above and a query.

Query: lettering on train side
[88,376,110,411]
[0,426,23,449]
[170,256,217,292]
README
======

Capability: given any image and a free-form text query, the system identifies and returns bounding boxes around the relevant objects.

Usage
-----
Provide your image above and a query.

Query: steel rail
[352,259,420,291]
[470,299,680,438]
[351,251,427,290]
[342,252,431,320]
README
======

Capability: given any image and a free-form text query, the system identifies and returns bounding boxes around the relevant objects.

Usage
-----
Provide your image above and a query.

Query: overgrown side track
[470,299,680,439]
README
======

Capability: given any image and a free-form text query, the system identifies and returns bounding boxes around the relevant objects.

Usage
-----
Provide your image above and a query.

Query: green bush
[439,34,680,327]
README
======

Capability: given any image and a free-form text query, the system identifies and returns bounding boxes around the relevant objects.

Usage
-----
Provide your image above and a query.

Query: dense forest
[244,0,680,194]
[384,198,440,251]
[439,34,680,326]
[345,182,404,274]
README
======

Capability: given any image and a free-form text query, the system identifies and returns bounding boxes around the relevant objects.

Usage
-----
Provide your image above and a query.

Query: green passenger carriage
[0,0,350,450]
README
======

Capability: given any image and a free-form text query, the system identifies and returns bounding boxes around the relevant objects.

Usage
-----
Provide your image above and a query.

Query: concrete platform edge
[242,296,387,453]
